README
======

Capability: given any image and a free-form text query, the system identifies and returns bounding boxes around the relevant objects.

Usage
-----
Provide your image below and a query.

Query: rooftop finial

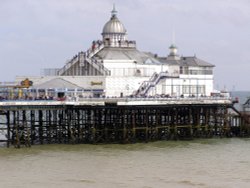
[169,27,177,50]
[111,4,117,18]
[172,28,175,45]
[169,28,178,57]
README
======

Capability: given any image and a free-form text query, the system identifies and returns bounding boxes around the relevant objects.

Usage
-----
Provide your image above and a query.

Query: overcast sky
[0,0,250,91]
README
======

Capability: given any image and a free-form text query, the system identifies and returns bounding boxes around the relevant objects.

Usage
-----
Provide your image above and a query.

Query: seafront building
[2,6,242,148]
[9,6,214,100]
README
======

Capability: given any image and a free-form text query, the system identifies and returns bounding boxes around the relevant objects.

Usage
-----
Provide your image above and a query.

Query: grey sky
[0,0,250,91]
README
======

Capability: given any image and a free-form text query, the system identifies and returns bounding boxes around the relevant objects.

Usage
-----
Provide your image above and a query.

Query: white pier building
[15,6,214,99]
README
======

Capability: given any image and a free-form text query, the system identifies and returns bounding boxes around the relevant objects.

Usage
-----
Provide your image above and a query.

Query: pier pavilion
[10,6,214,100]
[0,6,244,148]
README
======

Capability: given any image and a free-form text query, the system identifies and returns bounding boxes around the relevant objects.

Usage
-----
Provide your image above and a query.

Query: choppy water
[1,138,250,188]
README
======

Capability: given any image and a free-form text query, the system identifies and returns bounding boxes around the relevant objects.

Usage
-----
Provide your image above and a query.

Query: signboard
[20,78,33,88]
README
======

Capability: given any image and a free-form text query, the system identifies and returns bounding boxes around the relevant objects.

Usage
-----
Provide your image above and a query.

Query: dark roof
[94,47,161,64]
[157,57,179,65]
[157,56,214,67]
[180,56,214,67]
[95,47,214,67]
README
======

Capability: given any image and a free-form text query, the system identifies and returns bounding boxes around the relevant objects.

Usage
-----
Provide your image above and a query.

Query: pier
[0,97,245,148]
[1,6,248,148]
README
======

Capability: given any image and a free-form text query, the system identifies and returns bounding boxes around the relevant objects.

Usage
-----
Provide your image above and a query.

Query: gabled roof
[94,47,161,64]
[32,77,82,89]
[94,46,214,67]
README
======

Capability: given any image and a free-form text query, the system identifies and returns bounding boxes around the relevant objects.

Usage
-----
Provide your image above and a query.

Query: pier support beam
[0,102,242,147]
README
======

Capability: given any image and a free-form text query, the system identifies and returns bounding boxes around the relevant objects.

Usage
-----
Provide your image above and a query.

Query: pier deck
[0,97,233,107]
[0,97,242,148]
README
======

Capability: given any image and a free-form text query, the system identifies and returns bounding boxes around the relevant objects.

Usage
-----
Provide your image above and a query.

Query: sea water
[1,91,250,188]
[1,138,250,188]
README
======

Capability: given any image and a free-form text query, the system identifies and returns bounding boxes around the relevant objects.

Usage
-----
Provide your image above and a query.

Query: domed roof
[102,6,126,34]
[169,44,178,49]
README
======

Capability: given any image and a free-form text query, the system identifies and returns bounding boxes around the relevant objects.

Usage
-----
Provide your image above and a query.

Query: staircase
[84,56,110,76]
[136,72,169,96]
[87,43,104,58]
[81,42,110,75]
[57,42,110,76]
[57,55,79,75]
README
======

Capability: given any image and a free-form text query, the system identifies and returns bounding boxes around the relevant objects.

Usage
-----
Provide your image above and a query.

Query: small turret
[167,44,180,60]
[169,44,178,56]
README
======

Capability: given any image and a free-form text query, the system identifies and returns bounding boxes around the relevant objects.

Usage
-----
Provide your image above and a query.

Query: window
[180,66,183,74]
[182,85,205,95]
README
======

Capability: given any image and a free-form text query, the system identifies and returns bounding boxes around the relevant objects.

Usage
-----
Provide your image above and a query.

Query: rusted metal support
[0,102,244,147]
[6,111,10,148]
[38,110,43,144]
[132,109,136,142]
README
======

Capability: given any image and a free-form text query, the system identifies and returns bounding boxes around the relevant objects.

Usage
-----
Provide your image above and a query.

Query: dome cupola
[102,5,127,46]
[102,7,126,34]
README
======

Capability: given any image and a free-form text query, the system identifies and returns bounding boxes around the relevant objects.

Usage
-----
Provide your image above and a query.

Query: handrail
[136,72,169,96]
[0,82,17,86]
[85,57,110,76]
[87,43,104,58]
[0,96,233,104]
[57,42,107,76]
[58,55,79,75]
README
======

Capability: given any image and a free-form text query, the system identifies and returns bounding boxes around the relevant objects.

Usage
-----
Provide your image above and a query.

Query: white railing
[0,82,17,86]
[137,72,169,96]
[103,40,136,48]
[58,42,107,76]
[0,96,233,105]
[57,54,79,75]
[76,96,232,102]
[86,43,104,58]
[85,57,110,76]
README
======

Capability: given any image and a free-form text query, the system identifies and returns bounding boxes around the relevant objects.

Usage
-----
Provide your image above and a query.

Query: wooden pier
[0,97,244,148]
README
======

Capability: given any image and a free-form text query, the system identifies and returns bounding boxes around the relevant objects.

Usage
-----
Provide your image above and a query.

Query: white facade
[16,6,214,99]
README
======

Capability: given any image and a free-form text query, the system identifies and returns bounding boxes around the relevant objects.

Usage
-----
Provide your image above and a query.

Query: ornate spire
[111,4,117,18]
[172,28,176,45]
[169,28,178,57]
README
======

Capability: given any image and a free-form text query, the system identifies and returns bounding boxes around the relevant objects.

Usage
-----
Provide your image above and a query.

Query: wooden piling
[0,100,248,147]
